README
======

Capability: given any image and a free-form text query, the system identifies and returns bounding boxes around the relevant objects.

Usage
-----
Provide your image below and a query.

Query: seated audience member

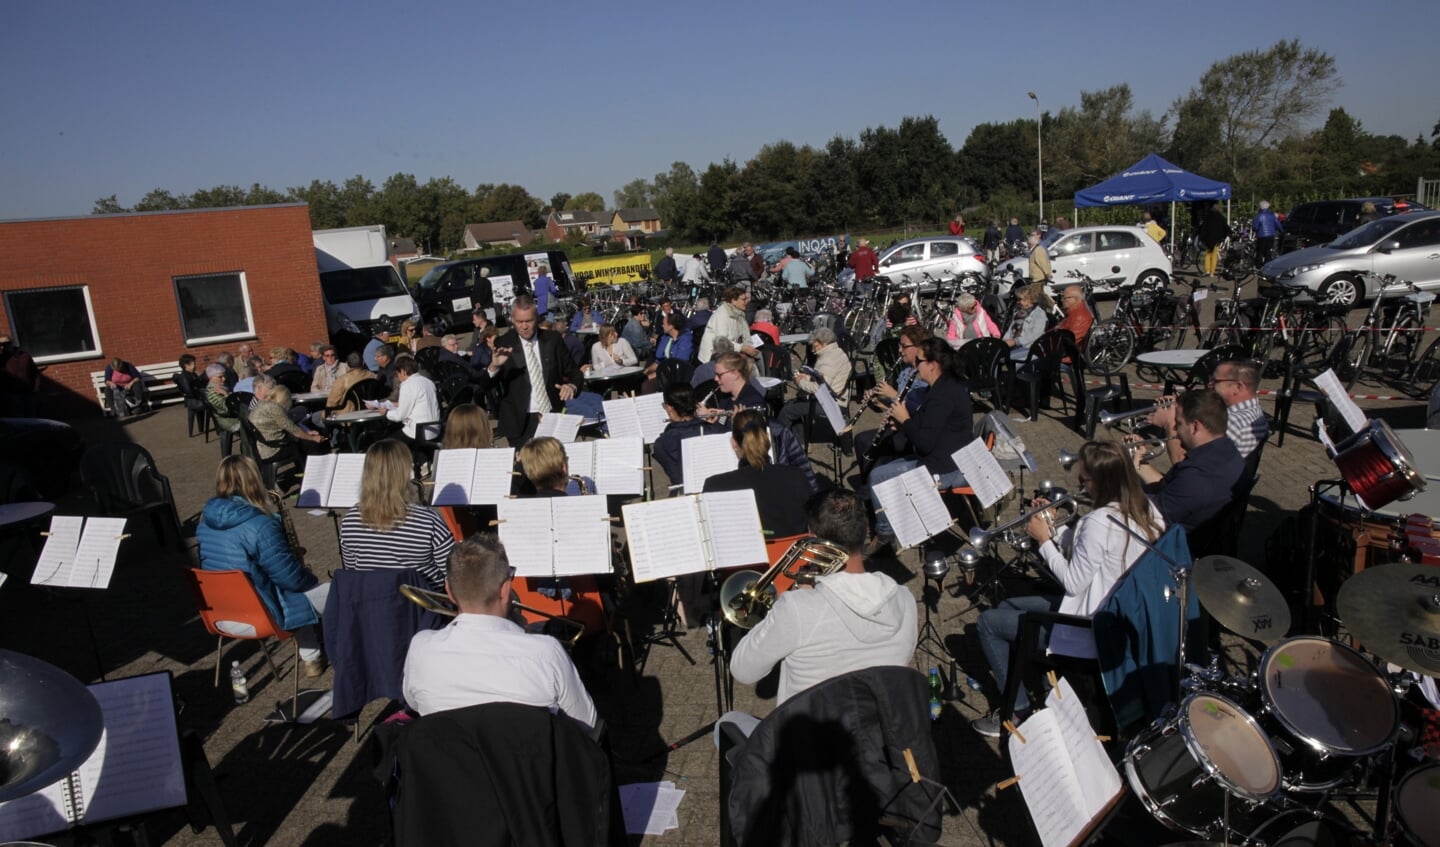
[1055,283,1093,347]
[590,324,638,372]
[1002,283,1052,361]
[198,455,330,675]
[402,535,597,726]
[775,327,851,444]
[686,297,713,332]
[298,342,323,375]
[690,335,733,388]
[655,312,694,363]
[266,347,306,389]
[441,403,493,450]
[309,345,347,393]
[469,325,498,376]
[653,384,725,491]
[726,490,916,713]
[216,351,239,390]
[412,324,443,352]
[251,383,328,460]
[620,304,653,360]
[702,410,811,539]
[175,353,203,399]
[517,436,593,497]
[322,353,376,414]
[204,363,240,453]
[1129,389,1243,532]
[233,358,260,394]
[946,293,1001,348]
[437,335,468,369]
[396,320,421,354]
[339,440,455,589]
[749,308,781,347]
[386,357,440,442]
[568,298,605,333]
[104,356,150,417]
[373,345,398,397]
[970,441,1164,736]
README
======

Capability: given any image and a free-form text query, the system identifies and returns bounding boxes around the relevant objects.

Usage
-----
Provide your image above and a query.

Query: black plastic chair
[656,359,694,391]
[174,372,215,441]
[413,345,442,374]
[1010,329,1079,424]
[79,442,183,551]
[956,337,1009,412]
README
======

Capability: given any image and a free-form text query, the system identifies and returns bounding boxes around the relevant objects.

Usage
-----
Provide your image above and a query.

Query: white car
[997,225,1172,295]
[875,236,990,291]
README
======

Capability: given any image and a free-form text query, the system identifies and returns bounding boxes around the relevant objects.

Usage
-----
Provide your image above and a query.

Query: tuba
[719,536,851,629]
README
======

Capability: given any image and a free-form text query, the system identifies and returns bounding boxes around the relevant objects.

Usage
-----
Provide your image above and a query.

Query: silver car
[875,236,989,291]
[996,225,1172,295]
[1262,211,1440,307]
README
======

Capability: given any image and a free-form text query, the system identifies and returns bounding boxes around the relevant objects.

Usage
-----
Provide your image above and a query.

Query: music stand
[635,577,695,673]
[917,547,963,702]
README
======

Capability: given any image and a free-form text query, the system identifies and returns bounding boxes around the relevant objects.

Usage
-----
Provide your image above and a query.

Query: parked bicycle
[1332,272,1435,391]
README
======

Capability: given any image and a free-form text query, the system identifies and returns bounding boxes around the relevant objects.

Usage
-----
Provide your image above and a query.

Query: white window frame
[173,271,256,346]
[3,284,104,364]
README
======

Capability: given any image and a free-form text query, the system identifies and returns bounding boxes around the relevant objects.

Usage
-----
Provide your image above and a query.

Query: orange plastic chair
[762,533,810,594]
[185,568,297,715]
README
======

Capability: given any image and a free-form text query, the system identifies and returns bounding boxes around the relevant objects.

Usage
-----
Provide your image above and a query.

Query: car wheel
[1319,275,1361,307]
[1134,268,1170,289]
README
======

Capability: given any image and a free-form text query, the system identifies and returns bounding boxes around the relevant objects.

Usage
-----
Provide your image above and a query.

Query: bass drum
[1395,763,1440,847]
[1164,810,1354,845]
[1125,693,1281,840]
[1256,636,1398,792]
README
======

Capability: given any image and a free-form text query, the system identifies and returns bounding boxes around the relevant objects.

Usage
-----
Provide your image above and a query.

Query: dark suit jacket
[476,329,583,440]
[703,463,812,538]
[896,374,973,476]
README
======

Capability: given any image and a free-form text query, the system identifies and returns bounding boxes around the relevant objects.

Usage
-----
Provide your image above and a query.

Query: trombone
[398,584,587,648]
[719,536,850,629]
[964,494,1078,555]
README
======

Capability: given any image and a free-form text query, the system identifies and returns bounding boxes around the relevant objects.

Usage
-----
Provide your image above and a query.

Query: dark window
[1055,234,1094,256]
[4,286,100,363]
[1391,221,1440,249]
[1311,203,1346,226]
[887,244,926,264]
[1097,230,1141,251]
[174,272,254,344]
[1287,205,1317,225]
[929,241,960,257]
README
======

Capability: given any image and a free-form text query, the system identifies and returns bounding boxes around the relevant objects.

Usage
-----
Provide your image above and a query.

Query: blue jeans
[867,458,965,538]
[977,595,1060,711]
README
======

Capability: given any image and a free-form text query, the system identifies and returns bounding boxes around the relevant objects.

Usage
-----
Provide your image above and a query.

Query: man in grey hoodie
[728,490,917,707]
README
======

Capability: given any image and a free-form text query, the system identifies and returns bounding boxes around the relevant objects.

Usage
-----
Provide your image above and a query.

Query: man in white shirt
[386,357,439,439]
[403,535,598,729]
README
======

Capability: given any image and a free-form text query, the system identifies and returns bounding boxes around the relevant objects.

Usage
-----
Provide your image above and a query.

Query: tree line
[95,40,1440,252]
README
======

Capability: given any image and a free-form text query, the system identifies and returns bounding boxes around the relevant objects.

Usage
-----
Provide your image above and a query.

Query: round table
[1135,349,1209,369]
[779,333,810,345]
[586,365,645,398]
[293,391,328,409]
[586,365,643,382]
[0,501,56,530]
[327,409,389,452]
[328,409,386,423]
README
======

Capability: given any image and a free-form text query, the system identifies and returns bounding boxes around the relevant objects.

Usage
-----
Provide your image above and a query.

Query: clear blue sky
[3,0,1436,220]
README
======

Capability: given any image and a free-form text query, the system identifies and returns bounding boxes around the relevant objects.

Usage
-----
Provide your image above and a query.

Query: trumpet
[1121,434,1176,464]
[1098,397,1179,429]
[719,536,850,629]
[398,585,586,648]
[965,494,1078,554]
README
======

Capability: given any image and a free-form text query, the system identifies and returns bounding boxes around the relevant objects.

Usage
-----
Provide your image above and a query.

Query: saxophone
[270,489,306,560]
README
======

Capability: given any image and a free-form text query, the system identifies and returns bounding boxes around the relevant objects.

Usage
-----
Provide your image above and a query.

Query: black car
[413,250,578,334]
[1281,196,1430,253]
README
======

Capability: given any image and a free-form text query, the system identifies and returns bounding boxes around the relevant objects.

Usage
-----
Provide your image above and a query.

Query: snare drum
[1334,419,1426,511]
[1256,636,1398,792]
[1125,693,1281,839]
[1395,763,1440,847]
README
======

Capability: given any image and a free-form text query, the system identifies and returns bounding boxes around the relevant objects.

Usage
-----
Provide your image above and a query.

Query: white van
[313,226,419,349]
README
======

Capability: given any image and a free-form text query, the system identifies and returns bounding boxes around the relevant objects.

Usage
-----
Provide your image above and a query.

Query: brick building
[0,203,327,416]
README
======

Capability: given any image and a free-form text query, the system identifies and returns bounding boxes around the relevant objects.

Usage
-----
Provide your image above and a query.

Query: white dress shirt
[402,613,597,727]
[386,372,439,438]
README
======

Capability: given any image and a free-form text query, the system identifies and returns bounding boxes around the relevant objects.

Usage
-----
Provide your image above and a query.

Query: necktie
[525,338,551,414]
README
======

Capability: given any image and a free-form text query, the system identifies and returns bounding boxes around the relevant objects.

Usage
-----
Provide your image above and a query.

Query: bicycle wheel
[1336,332,1372,390]
[1406,335,1440,397]
[1085,319,1136,376]
[1382,315,1421,376]
[1298,314,1350,365]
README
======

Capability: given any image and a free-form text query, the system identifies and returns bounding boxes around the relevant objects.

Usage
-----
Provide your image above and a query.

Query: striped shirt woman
[338,440,454,588]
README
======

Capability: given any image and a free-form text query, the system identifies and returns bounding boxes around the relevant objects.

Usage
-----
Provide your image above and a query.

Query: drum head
[1181,694,1280,800]
[1396,764,1440,847]
[1259,636,1397,755]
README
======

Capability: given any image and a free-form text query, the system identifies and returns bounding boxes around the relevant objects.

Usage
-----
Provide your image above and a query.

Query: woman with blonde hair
[339,439,453,588]
[397,319,420,353]
[197,455,329,675]
[971,440,1165,736]
[590,324,638,371]
[517,436,593,496]
[441,403,493,451]
[702,409,811,537]
[1001,283,1052,361]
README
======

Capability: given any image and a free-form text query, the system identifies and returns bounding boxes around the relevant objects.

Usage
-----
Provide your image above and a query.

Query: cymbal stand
[1302,478,1346,635]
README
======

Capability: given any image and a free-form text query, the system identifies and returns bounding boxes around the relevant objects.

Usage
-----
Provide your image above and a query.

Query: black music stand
[635,577,695,673]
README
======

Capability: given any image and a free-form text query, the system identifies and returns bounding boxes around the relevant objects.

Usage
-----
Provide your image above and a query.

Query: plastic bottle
[230,660,250,704]
[966,675,985,693]
[928,668,943,720]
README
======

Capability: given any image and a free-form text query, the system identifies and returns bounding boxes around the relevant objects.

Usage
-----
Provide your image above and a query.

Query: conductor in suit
[476,296,583,445]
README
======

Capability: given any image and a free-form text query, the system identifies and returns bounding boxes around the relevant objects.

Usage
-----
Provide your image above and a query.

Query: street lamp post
[1028,91,1042,227]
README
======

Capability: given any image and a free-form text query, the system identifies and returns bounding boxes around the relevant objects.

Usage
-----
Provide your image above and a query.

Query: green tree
[339,175,378,226]
[956,120,1034,204]
[650,162,698,236]
[1046,85,1166,196]
[133,189,186,212]
[92,195,127,214]
[804,136,861,233]
[289,179,346,229]
[691,159,738,242]
[477,183,543,228]
[613,178,652,210]
[566,191,605,212]
[1316,108,1365,180]
[548,192,572,214]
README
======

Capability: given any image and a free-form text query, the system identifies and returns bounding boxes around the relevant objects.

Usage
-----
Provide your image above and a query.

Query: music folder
[621,489,768,582]
[564,438,644,495]
[680,433,739,494]
[871,466,953,550]
[496,495,612,578]
[603,394,669,445]
[296,453,366,508]
[430,447,516,506]
[31,516,128,590]
[534,412,585,443]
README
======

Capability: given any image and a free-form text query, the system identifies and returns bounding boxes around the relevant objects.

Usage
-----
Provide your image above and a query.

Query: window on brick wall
[173,272,255,345]
[3,285,102,364]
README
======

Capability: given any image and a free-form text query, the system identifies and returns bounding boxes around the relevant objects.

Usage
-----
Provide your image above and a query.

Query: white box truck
[313,225,420,352]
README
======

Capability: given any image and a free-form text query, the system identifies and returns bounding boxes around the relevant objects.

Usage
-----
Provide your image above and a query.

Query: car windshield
[319,266,409,304]
[415,266,452,292]
[1040,229,1066,249]
[1328,217,1409,250]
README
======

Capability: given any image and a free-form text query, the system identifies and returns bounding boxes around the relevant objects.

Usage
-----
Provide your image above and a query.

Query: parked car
[874,236,989,292]
[996,225,1172,295]
[1280,197,1430,253]
[1262,210,1440,307]
[414,250,578,334]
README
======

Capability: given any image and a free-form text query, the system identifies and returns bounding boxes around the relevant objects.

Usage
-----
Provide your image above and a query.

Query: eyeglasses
[914,357,932,364]
[1209,377,1239,387]
[322,352,336,359]
[715,369,736,379]
[898,342,915,350]
[506,565,517,581]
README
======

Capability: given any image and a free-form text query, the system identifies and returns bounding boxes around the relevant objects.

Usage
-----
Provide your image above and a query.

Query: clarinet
[860,368,917,466]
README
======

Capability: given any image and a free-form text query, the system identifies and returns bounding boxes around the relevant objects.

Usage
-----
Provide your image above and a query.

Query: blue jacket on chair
[324,567,444,719]
[197,496,318,632]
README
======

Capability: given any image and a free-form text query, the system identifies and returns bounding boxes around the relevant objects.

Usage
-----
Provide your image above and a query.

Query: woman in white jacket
[970,440,1164,736]
[590,324,637,372]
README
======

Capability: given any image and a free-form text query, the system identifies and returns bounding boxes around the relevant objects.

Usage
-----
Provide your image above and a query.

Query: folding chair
[185,568,298,718]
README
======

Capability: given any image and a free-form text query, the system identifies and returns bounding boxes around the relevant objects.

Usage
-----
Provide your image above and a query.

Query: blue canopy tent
[1073,154,1232,249]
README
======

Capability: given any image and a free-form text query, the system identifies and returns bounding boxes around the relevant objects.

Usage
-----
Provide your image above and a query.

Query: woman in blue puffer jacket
[197,455,330,676]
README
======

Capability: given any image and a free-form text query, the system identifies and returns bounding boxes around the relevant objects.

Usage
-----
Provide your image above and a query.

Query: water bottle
[927,668,943,721]
[966,675,985,693]
[230,661,250,704]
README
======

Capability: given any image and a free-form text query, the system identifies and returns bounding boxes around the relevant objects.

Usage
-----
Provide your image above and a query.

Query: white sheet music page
[31,515,83,587]
[1008,709,1089,847]
[952,440,1013,508]
[296,453,338,508]
[699,490,768,569]
[551,496,613,576]
[430,449,478,506]
[496,499,559,577]
[327,454,366,508]
[909,473,953,540]
[814,384,847,435]
[1312,368,1368,435]
[681,433,738,494]
[603,397,644,441]
[563,441,597,481]
[635,393,669,444]
[535,413,584,443]
[1045,678,1121,819]
[622,498,708,581]
[78,673,186,825]
[69,518,126,590]
[596,437,644,495]
[471,448,516,505]
[871,471,926,549]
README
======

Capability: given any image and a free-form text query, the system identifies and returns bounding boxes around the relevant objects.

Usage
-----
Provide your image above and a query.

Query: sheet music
[749,333,766,349]
[603,397,643,441]
[31,515,83,587]
[534,413,583,443]
[595,437,644,495]
[296,453,338,508]
[1312,368,1368,436]
[681,433,738,494]
[635,393,669,444]
[470,449,516,504]
[952,439,1013,508]
[430,449,478,506]
[984,411,1038,472]
[872,467,951,549]
[814,384,847,435]
[496,499,558,577]
[70,518,126,589]
[327,454,366,508]
[698,490,768,569]
[622,498,708,581]
[78,673,186,825]
[563,441,596,483]
[0,778,69,841]
[1046,679,1120,816]
[551,496,613,576]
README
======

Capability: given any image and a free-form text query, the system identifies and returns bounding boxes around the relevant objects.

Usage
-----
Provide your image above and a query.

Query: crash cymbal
[0,649,103,802]
[1337,563,1440,676]
[1191,556,1291,645]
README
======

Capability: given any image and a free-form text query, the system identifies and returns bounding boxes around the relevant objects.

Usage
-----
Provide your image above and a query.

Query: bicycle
[1332,272,1435,390]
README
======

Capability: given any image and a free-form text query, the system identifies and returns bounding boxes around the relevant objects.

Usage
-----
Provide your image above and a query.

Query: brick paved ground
[3,272,1431,846]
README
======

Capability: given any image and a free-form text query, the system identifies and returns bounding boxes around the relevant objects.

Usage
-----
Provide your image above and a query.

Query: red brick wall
[0,204,327,416]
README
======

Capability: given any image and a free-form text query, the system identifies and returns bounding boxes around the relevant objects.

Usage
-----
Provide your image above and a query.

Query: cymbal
[0,649,104,802]
[1337,563,1440,676]
[1191,556,1291,645]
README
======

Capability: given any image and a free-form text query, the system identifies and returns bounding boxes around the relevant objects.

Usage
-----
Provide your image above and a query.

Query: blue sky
[2,0,1436,220]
